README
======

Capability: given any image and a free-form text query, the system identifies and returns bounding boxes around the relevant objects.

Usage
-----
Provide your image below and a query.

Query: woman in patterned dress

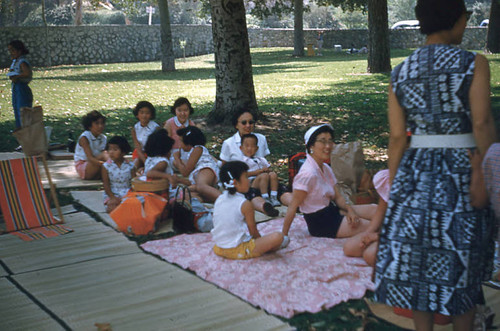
[374,0,498,330]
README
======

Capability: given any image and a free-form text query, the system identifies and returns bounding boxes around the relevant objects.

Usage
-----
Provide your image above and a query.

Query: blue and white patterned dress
[374,44,495,315]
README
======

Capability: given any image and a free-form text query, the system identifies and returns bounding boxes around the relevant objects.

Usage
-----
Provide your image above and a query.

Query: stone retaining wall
[0,25,487,68]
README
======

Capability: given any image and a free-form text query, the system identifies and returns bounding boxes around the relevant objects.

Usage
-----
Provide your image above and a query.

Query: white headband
[304,124,333,145]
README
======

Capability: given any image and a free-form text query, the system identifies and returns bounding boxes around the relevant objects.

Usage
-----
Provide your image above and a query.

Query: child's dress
[103,160,134,204]
[133,121,160,159]
[144,156,174,177]
[211,191,251,249]
[165,116,195,150]
[241,155,271,181]
[187,145,219,184]
[9,55,33,128]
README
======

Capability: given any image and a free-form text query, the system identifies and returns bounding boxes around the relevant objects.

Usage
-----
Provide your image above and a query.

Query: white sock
[261,193,269,199]
[271,191,278,197]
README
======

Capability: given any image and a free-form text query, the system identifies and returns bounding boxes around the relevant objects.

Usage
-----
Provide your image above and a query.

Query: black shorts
[303,203,343,238]
[243,184,290,201]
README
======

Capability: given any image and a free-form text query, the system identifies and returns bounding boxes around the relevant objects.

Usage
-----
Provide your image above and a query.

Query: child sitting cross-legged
[101,136,135,213]
[143,128,181,189]
[74,110,108,180]
[211,161,287,260]
[240,133,281,207]
[173,126,221,203]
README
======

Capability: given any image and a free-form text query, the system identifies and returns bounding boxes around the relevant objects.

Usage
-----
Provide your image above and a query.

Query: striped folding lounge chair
[0,157,72,241]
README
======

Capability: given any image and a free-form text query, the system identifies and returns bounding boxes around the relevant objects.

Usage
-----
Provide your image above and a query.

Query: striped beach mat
[0,157,72,240]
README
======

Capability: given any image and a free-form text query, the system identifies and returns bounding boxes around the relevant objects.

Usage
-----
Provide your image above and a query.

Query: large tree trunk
[74,0,82,25]
[367,0,391,73]
[158,0,175,71]
[486,0,500,53]
[293,0,304,57]
[207,0,258,125]
[12,0,20,26]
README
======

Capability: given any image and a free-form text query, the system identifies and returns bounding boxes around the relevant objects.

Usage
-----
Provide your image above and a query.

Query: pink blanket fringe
[141,216,375,318]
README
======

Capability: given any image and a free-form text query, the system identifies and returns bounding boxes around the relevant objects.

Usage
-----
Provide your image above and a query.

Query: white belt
[410,133,476,148]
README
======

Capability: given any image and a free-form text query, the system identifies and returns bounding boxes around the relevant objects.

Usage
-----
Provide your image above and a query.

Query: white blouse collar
[174,116,189,128]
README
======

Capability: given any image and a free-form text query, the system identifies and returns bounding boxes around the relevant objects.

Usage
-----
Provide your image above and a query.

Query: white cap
[304,124,333,145]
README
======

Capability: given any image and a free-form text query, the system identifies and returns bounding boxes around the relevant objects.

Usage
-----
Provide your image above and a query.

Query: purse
[171,185,213,233]
[171,185,198,234]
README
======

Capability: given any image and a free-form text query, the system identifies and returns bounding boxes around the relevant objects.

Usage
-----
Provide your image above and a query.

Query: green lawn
[2,48,499,180]
[2,48,498,329]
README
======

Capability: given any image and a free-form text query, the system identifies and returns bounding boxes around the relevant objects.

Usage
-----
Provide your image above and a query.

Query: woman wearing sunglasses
[219,108,288,216]
[219,109,270,163]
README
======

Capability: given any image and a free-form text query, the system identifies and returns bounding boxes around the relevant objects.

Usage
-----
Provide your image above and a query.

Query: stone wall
[0,25,214,68]
[0,25,487,68]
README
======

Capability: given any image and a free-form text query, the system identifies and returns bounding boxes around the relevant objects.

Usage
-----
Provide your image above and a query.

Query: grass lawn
[1,48,499,330]
[1,48,499,180]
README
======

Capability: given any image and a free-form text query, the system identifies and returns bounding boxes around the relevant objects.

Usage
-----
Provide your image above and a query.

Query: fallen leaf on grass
[94,322,112,331]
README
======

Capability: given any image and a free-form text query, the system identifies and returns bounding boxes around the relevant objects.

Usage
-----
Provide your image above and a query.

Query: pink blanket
[141,216,375,318]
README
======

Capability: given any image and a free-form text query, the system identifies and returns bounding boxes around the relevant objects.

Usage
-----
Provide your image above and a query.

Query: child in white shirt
[74,110,108,180]
[240,133,280,207]
[131,101,160,169]
[211,161,286,259]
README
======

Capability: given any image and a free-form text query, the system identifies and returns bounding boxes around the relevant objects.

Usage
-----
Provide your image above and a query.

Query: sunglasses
[240,120,255,125]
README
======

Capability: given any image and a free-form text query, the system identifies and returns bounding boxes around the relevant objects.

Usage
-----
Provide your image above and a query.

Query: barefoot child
[343,169,389,266]
[131,101,160,169]
[240,133,281,207]
[74,110,108,180]
[101,136,134,213]
[173,126,221,203]
[211,161,285,259]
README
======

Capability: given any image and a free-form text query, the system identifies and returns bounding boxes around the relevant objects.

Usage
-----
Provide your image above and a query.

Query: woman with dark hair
[219,109,270,162]
[374,0,497,329]
[7,40,33,128]
[281,124,375,241]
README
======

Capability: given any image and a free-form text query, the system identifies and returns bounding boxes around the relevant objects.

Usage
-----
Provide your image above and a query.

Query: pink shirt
[483,143,500,220]
[293,154,337,214]
[165,116,195,150]
[373,169,390,202]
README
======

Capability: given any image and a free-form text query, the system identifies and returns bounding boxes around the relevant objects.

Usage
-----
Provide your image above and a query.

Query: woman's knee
[343,237,363,257]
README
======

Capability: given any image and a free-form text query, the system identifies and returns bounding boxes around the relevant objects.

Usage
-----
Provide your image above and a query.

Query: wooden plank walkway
[0,210,291,330]
[0,278,64,331]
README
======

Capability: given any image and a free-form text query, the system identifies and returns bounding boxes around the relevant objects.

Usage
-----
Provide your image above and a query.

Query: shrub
[83,10,126,25]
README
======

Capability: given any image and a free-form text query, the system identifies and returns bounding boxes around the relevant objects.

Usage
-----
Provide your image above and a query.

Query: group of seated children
[73,98,286,218]
[74,106,499,268]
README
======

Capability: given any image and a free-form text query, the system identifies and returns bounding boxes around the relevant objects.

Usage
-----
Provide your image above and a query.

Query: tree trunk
[74,0,82,25]
[207,0,258,125]
[158,0,175,71]
[486,0,500,53]
[367,0,391,73]
[293,0,304,57]
[12,0,19,26]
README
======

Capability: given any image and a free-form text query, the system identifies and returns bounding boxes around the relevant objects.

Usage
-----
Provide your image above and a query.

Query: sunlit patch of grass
[1,48,498,180]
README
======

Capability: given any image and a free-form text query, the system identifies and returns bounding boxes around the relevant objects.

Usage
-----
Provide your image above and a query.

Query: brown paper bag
[330,141,365,197]
[12,106,48,156]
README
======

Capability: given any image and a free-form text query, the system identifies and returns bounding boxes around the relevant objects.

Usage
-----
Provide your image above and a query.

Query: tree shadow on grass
[39,63,317,82]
